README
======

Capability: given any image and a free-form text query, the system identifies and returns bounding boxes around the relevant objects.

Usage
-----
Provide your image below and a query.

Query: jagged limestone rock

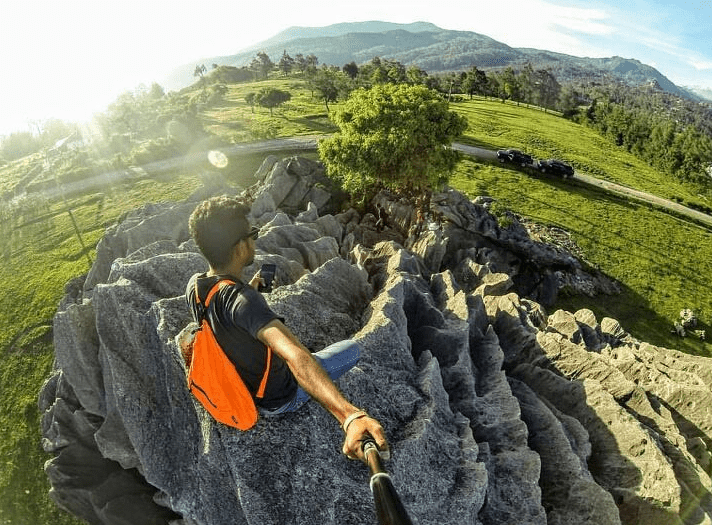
[508,377,621,525]
[474,272,513,298]
[40,156,712,525]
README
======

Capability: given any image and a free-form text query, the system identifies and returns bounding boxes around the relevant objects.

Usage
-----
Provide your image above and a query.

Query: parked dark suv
[497,149,534,167]
[537,159,574,178]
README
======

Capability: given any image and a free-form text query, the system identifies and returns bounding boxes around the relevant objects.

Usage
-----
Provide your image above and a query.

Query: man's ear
[232,240,248,263]
[232,241,243,260]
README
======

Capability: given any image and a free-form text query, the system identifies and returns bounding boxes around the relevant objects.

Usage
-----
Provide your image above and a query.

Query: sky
[2,0,712,138]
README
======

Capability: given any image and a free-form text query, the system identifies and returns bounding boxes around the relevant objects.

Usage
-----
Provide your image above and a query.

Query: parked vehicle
[537,159,574,178]
[497,149,534,167]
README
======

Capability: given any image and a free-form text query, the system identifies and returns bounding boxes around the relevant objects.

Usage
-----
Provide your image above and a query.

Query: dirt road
[453,142,712,229]
[571,172,712,227]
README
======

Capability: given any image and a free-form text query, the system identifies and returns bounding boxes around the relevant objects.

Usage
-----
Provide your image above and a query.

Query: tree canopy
[318,84,467,201]
[255,87,291,115]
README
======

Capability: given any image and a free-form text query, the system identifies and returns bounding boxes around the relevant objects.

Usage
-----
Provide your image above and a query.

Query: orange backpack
[184,279,271,430]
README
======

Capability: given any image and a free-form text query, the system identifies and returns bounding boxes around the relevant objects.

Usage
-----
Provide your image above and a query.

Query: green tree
[250,51,274,79]
[193,64,207,79]
[255,87,291,115]
[318,84,468,202]
[385,59,406,84]
[245,92,257,113]
[149,82,165,100]
[293,53,307,74]
[193,64,207,90]
[368,56,387,85]
[406,65,427,85]
[304,54,319,78]
[557,85,579,118]
[462,66,487,98]
[342,61,359,80]
[499,67,521,103]
[531,69,561,111]
[310,67,345,113]
[0,131,38,160]
[278,50,294,76]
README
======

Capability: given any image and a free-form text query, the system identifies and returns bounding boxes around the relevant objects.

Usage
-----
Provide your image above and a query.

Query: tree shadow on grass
[281,113,337,134]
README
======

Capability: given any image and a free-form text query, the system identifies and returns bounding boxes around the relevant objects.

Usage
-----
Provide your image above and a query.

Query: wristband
[342,410,368,433]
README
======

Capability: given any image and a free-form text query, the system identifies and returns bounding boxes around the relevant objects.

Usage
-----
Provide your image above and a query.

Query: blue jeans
[259,339,361,416]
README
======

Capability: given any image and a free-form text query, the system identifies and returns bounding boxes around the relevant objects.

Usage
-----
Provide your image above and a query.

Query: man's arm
[257,319,388,462]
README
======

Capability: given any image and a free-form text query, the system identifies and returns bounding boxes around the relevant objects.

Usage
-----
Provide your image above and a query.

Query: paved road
[32,135,712,229]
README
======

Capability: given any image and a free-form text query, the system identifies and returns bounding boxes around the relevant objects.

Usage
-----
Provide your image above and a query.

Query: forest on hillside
[2,49,712,190]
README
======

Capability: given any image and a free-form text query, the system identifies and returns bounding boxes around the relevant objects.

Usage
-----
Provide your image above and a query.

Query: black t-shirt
[186,273,298,410]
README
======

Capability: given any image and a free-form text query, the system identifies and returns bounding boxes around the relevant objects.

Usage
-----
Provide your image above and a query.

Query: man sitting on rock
[186,195,388,462]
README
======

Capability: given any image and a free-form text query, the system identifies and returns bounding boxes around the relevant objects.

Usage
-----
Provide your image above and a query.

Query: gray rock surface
[40,156,712,525]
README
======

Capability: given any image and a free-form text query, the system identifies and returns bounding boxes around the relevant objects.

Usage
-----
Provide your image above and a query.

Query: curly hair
[188,195,251,269]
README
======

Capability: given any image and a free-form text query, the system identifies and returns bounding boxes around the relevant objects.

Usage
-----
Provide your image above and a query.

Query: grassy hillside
[0,77,710,522]
[201,77,337,142]
[452,97,712,211]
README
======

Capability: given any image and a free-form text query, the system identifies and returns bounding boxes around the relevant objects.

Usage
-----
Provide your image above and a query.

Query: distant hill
[163,21,694,100]
[688,86,712,102]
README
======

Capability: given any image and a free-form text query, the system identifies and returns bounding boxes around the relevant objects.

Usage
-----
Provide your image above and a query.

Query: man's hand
[248,269,263,290]
[342,415,389,463]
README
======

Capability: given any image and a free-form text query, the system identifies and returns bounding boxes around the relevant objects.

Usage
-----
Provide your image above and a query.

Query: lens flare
[208,150,228,168]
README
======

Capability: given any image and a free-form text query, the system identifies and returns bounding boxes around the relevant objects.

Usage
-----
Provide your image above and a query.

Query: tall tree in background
[342,61,359,80]
[245,92,257,113]
[293,53,307,75]
[532,69,561,111]
[310,67,344,113]
[499,67,521,103]
[305,54,319,77]
[278,50,294,76]
[319,84,468,203]
[406,65,427,85]
[250,52,274,80]
[462,67,487,98]
[193,64,208,90]
[557,85,578,118]
[193,64,207,79]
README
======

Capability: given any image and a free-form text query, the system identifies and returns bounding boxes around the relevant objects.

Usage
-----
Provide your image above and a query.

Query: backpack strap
[194,277,272,399]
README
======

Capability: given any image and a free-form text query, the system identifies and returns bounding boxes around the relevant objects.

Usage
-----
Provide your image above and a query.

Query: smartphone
[258,263,276,293]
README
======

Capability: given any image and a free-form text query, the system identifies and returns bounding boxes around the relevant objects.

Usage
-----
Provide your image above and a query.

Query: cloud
[634,32,712,72]
[436,0,614,57]
[548,5,614,36]
[690,59,712,71]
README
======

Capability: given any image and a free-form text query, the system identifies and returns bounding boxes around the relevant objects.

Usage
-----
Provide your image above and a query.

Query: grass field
[202,77,338,142]
[1,78,711,522]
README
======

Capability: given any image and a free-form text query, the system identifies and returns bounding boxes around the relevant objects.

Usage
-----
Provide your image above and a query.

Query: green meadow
[0,78,710,522]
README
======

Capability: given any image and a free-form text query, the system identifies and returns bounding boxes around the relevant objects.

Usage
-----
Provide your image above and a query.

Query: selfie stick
[362,439,414,525]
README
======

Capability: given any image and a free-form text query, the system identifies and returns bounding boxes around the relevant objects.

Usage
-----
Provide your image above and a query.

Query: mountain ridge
[163,20,695,100]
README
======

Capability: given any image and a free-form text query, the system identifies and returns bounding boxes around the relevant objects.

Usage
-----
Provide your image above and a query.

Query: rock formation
[40,156,712,524]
